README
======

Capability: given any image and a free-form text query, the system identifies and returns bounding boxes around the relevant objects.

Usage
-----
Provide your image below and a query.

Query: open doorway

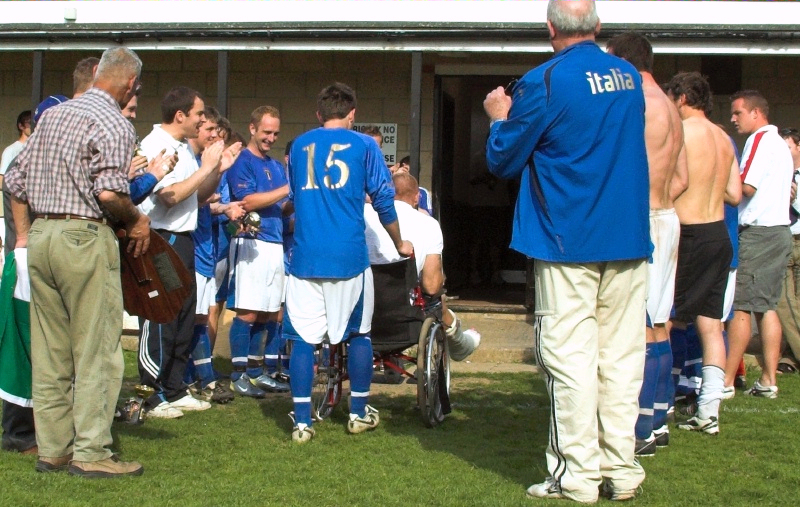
[434,75,527,307]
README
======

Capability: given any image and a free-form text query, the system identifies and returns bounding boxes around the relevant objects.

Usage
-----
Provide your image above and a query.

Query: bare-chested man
[663,72,741,435]
[607,32,687,456]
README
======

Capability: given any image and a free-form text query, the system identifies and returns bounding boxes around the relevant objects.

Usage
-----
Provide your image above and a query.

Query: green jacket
[0,252,32,407]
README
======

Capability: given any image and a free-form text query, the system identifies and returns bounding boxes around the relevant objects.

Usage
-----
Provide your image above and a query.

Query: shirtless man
[663,72,742,435]
[607,32,687,455]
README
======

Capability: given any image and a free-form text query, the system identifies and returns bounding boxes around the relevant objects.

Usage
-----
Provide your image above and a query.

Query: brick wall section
[1,50,799,194]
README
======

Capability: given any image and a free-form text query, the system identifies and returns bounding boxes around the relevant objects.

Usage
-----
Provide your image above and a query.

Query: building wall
[1,49,799,193]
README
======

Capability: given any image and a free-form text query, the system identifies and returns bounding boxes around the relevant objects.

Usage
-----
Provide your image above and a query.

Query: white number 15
[302,143,351,190]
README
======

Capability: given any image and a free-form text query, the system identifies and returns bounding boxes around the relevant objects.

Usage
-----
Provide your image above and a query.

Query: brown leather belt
[35,213,108,225]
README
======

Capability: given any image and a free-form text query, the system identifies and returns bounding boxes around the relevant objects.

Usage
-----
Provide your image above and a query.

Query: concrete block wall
[2,50,799,192]
[0,49,435,190]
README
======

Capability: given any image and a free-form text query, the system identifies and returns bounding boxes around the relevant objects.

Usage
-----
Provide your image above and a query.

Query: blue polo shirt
[226,149,287,244]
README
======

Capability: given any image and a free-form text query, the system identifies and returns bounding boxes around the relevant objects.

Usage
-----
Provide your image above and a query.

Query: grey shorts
[734,225,792,313]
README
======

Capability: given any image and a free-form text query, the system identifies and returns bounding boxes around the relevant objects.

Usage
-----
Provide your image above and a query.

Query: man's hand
[128,154,148,179]
[219,141,243,173]
[396,239,414,258]
[125,213,151,258]
[791,180,797,203]
[200,140,225,172]
[483,86,512,122]
[224,201,246,221]
[147,150,176,182]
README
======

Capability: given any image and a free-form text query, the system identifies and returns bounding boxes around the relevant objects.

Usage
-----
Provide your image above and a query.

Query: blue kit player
[284,83,413,443]
[226,106,291,397]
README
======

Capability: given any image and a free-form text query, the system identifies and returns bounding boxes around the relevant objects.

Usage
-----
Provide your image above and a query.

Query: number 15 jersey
[287,127,397,279]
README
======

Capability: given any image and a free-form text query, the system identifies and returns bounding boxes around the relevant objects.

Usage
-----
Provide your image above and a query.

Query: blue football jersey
[192,204,216,278]
[226,149,287,244]
[288,127,397,278]
[214,173,232,263]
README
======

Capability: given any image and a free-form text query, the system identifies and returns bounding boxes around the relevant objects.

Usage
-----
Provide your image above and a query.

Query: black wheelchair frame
[310,259,451,427]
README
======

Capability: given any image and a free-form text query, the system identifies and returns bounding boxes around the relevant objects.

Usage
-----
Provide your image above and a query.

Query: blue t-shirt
[486,41,649,263]
[130,173,158,205]
[288,127,397,278]
[226,149,287,244]
[725,136,742,269]
[214,173,231,263]
[283,213,295,271]
[192,204,215,278]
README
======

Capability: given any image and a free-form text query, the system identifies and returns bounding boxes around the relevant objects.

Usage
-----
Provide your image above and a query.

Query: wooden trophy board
[118,230,192,324]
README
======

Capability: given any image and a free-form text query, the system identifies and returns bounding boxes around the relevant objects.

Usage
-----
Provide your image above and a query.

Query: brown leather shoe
[68,454,144,478]
[35,454,73,473]
[21,445,38,455]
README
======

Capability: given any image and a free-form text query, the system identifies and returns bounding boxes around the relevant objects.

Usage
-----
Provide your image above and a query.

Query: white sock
[696,365,724,420]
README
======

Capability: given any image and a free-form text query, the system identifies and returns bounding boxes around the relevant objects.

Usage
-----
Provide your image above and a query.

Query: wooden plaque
[117,229,192,324]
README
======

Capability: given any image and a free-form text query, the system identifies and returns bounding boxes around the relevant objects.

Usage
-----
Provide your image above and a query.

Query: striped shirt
[5,87,134,218]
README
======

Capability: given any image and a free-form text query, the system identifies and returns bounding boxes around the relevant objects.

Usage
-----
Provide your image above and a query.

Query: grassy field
[0,351,797,507]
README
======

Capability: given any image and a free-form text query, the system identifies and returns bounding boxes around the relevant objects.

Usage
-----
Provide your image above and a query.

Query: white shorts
[214,257,228,302]
[284,268,373,345]
[723,268,737,322]
[195,272,216,315]
[227,238,285,313]
[646,209,680,325]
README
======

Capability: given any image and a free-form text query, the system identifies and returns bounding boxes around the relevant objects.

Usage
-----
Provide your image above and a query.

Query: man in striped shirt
[725,90,794,399]
[6,47,149,478]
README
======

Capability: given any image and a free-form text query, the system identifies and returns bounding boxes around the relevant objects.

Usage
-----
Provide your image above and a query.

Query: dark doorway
[435,75,527,307]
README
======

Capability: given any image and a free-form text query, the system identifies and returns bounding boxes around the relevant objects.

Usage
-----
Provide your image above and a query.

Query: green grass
[1,352,798,506]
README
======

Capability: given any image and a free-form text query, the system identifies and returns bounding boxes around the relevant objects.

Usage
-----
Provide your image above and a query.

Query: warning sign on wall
[353,123,398,165]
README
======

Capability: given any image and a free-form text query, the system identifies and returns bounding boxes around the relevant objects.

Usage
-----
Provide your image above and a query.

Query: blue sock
[348,335,373,417]
[183,356,197,385]
[247,322,267,378]
[670,326,687,396]
[229,317,252,381]
[684,324,703,396]
[263,321,282,374]
[653,340,672,429]
[279,324,290,372]
[289,339,315,426]
[192,324,215,388]
[635,342,658,440]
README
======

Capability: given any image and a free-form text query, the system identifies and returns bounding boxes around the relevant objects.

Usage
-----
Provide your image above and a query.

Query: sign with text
[353,123,398,165]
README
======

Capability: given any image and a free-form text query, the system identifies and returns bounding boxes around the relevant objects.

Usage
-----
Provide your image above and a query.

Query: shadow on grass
[378,373,552,488]
[252,370,552,488]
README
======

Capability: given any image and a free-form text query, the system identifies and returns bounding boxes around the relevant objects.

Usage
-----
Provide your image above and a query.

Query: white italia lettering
[586,72,596,94]
[586,69,638,95]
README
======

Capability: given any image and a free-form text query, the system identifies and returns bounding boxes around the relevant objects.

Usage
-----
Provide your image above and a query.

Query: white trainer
[721,385,735,400]
[526,477,565,500]
[146,401,184,419]
[170,393,211,412]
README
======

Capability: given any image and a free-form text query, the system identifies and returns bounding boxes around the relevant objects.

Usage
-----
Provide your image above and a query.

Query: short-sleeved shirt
[5,88,133,218]
[738,124,793,227]
[365,200,443,276]
[214,173,232,263]
[137,124,199,233]
[485,41,649,263]
[288,127,397,279]
[0,141,24,176]
[226,149,287,244]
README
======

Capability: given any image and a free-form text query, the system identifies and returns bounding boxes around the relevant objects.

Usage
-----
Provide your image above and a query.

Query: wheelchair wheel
[311,342,344,421]
[417,316,447,427]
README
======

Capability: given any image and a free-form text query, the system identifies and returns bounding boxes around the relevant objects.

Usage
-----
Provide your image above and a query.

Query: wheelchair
[310,257,451,427]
